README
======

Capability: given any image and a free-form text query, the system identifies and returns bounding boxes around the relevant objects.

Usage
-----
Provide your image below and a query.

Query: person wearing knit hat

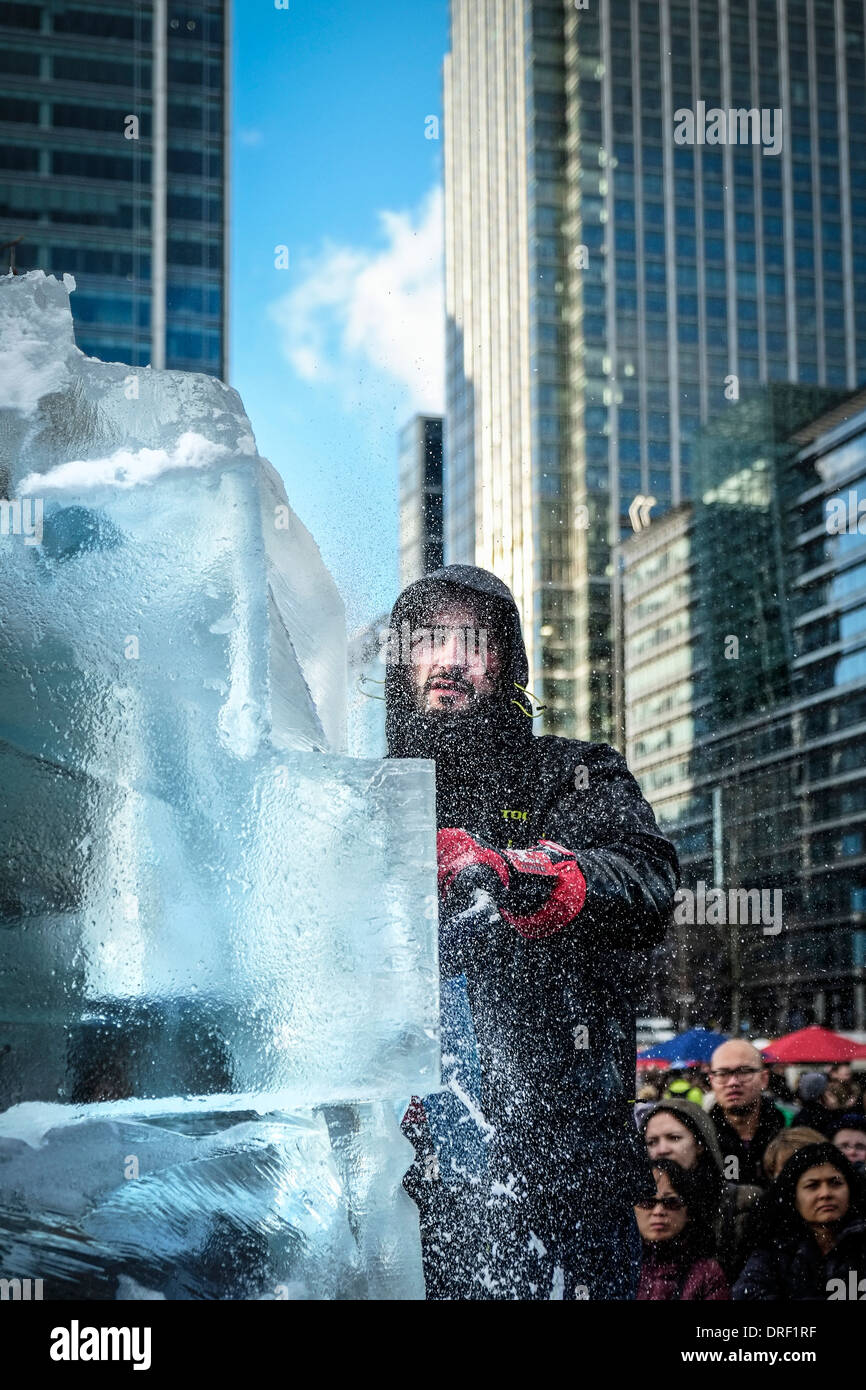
[791,1071,836,1137]
[828,1112,866,1170]
[733,1143,866,1300]
[640,1098,762,1278]
[800,1072,830,1101]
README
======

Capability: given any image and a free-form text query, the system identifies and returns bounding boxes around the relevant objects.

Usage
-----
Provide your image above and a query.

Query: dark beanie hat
[827,1111,866,1139]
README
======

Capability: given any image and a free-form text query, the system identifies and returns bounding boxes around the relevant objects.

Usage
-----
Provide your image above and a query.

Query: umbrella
[635,1057,670,1071]
[762,1026,866,1063]
[637,1027,728,1064]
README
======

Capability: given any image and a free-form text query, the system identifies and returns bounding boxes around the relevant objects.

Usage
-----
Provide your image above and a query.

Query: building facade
[398,415,444,590]
[0,0,229,376]
[444,0,866,741]
[622,386,866,1033]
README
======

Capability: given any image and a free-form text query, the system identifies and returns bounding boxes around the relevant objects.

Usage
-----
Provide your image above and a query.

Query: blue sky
[230,1,449,631]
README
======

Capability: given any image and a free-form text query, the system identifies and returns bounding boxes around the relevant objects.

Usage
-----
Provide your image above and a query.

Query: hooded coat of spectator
[386,565,680,1299]
[640,1098,761,1278]
[733,1143,866,1300]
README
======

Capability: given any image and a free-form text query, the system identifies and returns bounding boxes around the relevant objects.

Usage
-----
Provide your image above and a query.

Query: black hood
[384,565,534,824]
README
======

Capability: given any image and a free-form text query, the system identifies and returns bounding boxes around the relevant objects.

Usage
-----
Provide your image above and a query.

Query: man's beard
[418,687,498,739]
[385,659,533,766]
[420,671,478,711]
[725,1100,759,1116]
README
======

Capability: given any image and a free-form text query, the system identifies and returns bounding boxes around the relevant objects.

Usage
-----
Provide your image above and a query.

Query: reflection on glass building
[398,415,444,590]
[623,385,866,1032]
[444,0,866,742]
[0,1,229,376]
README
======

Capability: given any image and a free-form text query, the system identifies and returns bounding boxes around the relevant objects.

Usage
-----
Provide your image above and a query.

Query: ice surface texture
[0,274,438,1298]
[0,1104,426,1300]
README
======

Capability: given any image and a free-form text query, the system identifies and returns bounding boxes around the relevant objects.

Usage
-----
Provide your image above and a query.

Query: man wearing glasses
[708,1039,785,1187]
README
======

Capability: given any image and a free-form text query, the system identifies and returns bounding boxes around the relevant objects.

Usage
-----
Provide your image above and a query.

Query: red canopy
[762,1026,866,1063]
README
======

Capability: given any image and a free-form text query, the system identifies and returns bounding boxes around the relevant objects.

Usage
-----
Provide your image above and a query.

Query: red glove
[499,840,587,940]
[436,830,587,942]
[436,828,510,899]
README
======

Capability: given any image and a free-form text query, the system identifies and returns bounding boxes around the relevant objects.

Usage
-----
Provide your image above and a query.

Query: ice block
[0,272,439,1300]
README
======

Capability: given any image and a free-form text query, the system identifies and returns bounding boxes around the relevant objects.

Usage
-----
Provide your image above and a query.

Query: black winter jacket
[710,1097,786,1188]
[385,565,680,1204]
[732,1143,866,1299]
[733,1216,866,1300]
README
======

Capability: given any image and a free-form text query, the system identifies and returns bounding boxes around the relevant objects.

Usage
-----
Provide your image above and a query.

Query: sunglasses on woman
[635,1195,686,1211]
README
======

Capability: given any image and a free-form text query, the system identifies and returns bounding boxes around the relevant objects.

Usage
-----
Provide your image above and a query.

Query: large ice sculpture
[0,273,439,1299]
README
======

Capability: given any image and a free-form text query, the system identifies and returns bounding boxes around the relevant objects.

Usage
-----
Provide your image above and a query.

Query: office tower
[622,385,866,1032]
[398,414,444,589]
[0,0,229,376]
[444,0,866,741]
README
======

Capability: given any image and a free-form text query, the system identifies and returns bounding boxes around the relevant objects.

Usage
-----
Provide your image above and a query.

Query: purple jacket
[637,1246,731,1300]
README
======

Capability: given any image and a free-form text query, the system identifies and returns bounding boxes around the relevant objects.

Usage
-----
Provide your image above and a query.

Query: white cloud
[269,186,444,415]
[20,431,233,493]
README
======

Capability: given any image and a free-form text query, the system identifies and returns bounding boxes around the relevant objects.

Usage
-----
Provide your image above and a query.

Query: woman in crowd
[733,1143,866,1300]
[635,1159,730,1300]
[640,1098,761,1277]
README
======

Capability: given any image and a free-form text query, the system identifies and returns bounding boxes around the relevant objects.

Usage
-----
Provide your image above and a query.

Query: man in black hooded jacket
[385,565,680,1299]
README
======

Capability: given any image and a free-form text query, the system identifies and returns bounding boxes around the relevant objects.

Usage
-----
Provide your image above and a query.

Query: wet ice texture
[0,273,438,1298]
[0,1105,424,1300]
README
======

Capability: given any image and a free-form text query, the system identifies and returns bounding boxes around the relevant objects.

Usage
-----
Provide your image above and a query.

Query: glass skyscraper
[622,385,866,1032]
[398,415,444,590]
[444,0,866,741]
[0,0,229,376]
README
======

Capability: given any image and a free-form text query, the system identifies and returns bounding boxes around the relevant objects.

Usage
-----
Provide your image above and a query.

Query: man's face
[407,601,503,714]
[833,1128,866,1164]
[830,1064,852,1084]
[709,1041,767,1112]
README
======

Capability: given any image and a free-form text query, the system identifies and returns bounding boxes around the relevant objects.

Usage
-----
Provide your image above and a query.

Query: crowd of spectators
[632,1041,866,1299]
